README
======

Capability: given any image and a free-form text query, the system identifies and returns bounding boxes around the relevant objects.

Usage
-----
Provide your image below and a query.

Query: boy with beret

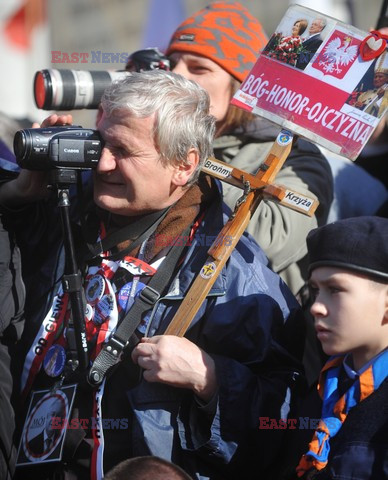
[295,216,388,479]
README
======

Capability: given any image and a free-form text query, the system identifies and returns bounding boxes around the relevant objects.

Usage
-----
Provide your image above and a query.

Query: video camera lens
[13,130,28,161]
[34,69,130,110]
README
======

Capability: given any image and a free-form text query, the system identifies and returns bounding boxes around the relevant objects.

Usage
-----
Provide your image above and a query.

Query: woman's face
[292,22,300,37]
[170,52,233,125]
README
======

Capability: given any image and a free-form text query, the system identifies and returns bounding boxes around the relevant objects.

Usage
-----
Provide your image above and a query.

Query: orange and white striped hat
[166,2,268,83]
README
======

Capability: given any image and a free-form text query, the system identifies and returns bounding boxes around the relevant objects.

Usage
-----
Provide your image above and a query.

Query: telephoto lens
[34,48,170,111]
[34,69,129,110]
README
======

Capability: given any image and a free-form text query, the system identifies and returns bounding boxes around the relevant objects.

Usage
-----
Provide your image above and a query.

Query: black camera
[34,47,170,110]
[14,126,103,170]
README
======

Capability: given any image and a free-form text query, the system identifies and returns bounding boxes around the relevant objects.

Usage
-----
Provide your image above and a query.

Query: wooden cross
[164,129,318,336]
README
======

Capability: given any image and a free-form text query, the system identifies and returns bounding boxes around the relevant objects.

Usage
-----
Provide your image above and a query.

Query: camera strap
[87,229,189,387]
[76,174,171,263]
[83,207,171,263]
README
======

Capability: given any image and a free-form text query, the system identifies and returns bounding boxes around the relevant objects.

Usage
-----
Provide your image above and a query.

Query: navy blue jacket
[309,379,388,480]
[295,35,323,70]
[4,176,306,479]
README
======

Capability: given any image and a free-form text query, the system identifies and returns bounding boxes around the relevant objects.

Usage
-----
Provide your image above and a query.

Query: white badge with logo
[85,274,105,305]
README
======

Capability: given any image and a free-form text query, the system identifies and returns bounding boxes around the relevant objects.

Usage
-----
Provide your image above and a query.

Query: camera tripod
[49,168,89,372]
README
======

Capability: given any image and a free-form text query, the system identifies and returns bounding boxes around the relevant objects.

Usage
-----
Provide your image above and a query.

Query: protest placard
[231,5,388,160]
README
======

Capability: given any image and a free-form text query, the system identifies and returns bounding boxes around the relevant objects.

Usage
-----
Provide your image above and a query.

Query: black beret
[307,216,388,281]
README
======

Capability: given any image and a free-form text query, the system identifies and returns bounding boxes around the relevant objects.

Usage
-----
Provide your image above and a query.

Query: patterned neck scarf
[296,348,388,477]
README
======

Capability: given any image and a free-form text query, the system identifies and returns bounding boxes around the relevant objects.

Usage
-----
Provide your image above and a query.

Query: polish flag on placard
[311,30,361,79]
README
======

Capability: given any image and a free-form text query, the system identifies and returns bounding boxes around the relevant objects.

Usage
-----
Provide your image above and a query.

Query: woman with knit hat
[167,2,333,386]
[265,18,308,67]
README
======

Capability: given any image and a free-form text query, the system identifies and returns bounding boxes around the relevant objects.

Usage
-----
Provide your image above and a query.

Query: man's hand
[131,335,218,402]
[0,114,73,207]
[33,113,73,129]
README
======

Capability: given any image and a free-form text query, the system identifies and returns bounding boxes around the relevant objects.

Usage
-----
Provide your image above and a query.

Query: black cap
[125,48,170,72]
[307,216,388,281]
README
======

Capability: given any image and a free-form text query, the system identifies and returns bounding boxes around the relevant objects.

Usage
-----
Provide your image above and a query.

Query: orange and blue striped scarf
[296,349,388,477]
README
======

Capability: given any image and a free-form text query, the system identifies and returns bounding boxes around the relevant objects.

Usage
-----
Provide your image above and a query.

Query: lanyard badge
[16,384,77,466]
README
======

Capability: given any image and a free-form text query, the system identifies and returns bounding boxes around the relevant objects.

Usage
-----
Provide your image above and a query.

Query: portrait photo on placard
[233,4,388,160]
[345,49,388,119]
[261,6,333,70]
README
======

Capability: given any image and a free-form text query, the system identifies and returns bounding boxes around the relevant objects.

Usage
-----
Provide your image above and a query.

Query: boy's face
[309,266,388,370]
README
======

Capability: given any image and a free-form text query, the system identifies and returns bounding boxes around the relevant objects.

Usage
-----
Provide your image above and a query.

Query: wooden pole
[164,129,302,337]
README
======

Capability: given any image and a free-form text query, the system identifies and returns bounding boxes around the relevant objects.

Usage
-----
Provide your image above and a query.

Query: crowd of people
[0,2,387,480]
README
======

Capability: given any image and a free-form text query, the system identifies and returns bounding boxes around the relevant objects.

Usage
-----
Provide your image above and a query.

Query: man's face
[171,52,232,124]
[309,19,323,36]
[94,110,190,217]
[45,401,63,438]
[309,266,388,370]
[373,72,388,89]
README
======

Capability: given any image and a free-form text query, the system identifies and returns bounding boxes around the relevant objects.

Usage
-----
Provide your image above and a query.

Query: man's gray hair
[316,17,326,30]
[101,70,216,185]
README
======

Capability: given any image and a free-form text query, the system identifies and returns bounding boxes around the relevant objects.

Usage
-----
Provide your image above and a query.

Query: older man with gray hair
[296,16,327,70]
[3,70,305,479]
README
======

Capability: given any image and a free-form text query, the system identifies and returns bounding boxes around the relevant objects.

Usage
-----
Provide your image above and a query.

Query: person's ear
[172,148,200,187]
[96,104,103,127]
[383,286,388,325]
